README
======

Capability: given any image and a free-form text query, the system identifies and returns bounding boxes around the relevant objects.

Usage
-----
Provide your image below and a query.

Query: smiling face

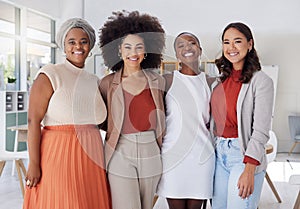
[64,28,90,68]
[175,33,202,66]
[120,34,145,71]
[222,27,253,70]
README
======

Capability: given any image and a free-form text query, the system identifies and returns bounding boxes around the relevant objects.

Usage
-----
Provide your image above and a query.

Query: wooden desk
[7,125,28,176]
[1,125,28,197]
[7,125,28,153]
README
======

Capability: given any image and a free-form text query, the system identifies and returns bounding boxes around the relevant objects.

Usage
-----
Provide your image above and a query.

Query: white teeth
[74,51,83,54]
[184,52,193,57]
[229,52,238,56]
[129,57,138,61]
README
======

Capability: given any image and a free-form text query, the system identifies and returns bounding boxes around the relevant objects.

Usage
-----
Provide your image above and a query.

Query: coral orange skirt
[23,125,111,209]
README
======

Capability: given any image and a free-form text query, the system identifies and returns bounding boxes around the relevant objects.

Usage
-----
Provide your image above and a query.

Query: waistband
[215,136,239,145]
[216,136,239,141]
[120,130,156,143]
[43,124,97,131]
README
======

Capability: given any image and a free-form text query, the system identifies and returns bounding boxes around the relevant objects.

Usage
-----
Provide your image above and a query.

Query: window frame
[0,1,56,91]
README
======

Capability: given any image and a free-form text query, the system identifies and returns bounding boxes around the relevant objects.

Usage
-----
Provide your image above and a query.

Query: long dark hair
[215,22,261,83]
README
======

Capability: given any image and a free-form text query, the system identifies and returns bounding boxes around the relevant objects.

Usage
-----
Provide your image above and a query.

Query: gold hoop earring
[118,51,122,59]
[88,52,93,57]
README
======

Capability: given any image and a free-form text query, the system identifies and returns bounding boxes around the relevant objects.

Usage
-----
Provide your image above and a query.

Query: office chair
[288,115,300,155]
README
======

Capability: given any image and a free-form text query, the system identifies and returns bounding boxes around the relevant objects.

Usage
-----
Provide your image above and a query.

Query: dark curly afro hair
[99,10,165,72]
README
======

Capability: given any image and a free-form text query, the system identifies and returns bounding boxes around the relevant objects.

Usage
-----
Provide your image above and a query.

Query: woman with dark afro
[98,10,166,209]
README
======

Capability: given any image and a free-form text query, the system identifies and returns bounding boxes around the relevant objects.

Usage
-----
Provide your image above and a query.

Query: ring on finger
[26,179,31,186]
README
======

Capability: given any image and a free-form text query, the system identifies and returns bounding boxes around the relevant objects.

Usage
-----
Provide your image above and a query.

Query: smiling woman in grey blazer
[210,22,274,209]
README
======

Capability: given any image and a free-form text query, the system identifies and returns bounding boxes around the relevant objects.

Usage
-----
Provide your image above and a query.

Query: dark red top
[121,87,156,134]
[211,70,260,165]
[211,69,242,138]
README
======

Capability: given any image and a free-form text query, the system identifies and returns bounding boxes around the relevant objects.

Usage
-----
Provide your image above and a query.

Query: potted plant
[6,77,17,90]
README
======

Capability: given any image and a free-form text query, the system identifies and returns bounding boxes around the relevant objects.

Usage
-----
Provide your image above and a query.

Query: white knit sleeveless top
[37,60,106,126]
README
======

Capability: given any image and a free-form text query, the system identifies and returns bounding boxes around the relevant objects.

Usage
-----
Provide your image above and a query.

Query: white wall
[86,0,300,153]
[7,0,61,18]
[9,0,300,152]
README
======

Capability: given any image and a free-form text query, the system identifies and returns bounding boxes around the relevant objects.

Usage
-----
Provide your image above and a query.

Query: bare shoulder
[34,73,52,88]
[31,73,53,98]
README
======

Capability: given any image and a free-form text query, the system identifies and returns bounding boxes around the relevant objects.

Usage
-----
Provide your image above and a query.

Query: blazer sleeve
[245,73,274,162]
[98,76,110,131]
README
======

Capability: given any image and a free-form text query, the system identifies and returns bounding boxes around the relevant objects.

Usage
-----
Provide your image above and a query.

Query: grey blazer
[212,70,274,173]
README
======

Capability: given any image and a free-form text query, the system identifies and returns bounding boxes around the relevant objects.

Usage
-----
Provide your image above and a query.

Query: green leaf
[7,77,16,83]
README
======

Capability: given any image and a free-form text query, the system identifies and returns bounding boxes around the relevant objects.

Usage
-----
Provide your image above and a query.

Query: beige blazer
[99,69,166,168]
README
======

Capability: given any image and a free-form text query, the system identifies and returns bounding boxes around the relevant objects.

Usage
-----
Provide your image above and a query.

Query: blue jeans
[212,137,265,209]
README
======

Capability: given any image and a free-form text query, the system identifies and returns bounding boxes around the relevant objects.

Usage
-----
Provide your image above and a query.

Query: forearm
[244,163,256,174]
[27,120,41,167]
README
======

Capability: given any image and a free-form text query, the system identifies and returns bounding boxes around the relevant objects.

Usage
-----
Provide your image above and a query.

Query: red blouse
[211,69,242,138]
[211,70,260,165]
[121,87,157,134]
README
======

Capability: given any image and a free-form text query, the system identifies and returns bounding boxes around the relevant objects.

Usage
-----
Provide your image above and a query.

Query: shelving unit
[0,91,28,152]
[200,60,219,77]
[160,61,179,74]
[160,60,219,77]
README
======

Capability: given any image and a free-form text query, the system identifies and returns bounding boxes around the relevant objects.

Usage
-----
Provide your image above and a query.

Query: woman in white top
[23,18,111,209]
[156,32,215,209]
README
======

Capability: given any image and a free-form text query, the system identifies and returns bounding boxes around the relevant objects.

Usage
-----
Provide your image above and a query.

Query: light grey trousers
[108,131,162,209]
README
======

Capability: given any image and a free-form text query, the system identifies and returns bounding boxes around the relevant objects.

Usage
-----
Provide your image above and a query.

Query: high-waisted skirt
[23,125,111,209]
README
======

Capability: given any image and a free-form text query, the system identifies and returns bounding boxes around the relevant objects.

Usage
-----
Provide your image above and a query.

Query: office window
[27,42,51,84]
[26,10,55,88]
[27,11,51,42]
[0,1,15,34]
[0,2,16,90]
[0,37,15,90]
[0,1,56,91]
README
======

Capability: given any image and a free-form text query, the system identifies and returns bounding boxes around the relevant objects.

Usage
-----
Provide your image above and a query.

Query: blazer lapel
[143,70,159,106]
[143,70,165,145]
[237,83,249,114]
[111,70,125,133]
[237,83,250,138]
